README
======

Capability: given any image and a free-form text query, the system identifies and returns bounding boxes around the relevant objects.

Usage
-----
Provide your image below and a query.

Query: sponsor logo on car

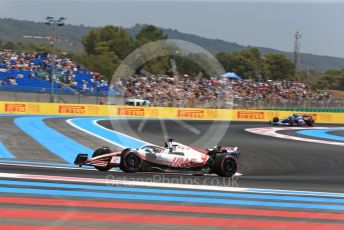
[237,111,265,119]
[59,105,86,114]
[117,107,145,116]
[177,109,204,118]
[171,157,192,167]
[4,103,26,112]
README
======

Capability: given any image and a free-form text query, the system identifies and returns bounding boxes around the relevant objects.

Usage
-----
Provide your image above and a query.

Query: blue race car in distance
[271,114,315,127]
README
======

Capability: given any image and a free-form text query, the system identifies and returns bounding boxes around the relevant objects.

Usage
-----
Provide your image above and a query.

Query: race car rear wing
[207,146,240,160]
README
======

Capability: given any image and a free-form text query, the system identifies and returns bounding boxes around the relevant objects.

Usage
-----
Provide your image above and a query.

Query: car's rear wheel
[305,119,314,127]
[120,150,142,173]
[271,117,279,126]
[92,147,112,171]
[213,155,237,177]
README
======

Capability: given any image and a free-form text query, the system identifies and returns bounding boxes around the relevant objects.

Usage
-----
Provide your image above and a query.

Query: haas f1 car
[74,139,240,177]
[271,114,315,127]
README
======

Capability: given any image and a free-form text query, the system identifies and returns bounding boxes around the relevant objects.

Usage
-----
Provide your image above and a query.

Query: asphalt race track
[0,116,343,230]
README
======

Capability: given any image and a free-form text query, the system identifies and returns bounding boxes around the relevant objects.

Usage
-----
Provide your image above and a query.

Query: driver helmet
[292,114,300,119]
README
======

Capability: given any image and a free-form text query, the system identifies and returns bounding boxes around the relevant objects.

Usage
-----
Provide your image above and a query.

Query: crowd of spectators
[115,74,336,108]
[0,50,341,108]
[0,50,109,94]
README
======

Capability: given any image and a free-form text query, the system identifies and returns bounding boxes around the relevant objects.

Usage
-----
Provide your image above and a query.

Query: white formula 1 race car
[74,138,240,177]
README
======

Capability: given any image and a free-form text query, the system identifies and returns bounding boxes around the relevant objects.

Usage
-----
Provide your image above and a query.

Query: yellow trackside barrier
[0,101,343,124]
[0,101,233,120]
[0,101,109,116]
[116,107,234,120]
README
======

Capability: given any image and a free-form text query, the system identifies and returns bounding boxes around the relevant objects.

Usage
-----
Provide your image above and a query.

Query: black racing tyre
[92,147,112,171]
[289,119,294,126]
[212,155,237,177]
[305,119,314,127]
[272,117,279,122]
[120,150,142,173]
[294,119,301,126]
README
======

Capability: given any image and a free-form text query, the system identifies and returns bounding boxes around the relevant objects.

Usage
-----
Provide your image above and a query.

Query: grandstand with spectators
[1,49,343,109]
[0,50,118,96]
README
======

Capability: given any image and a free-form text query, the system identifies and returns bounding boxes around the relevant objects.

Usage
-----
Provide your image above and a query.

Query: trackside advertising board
[0,101,343,124]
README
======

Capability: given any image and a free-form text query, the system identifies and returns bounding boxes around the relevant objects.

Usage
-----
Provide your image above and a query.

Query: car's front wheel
[92,147,112,171]
[305,119,314,127]
[272,117,279,123]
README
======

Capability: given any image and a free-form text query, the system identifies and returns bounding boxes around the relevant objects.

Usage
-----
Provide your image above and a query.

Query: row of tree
[74,25,296,81]
[0,41,54,53]
[216,49,294,81]
[70,25,168,78]
[315,70,344,90]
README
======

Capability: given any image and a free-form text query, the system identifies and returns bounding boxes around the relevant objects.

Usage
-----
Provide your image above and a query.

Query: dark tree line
[73,25,296,82]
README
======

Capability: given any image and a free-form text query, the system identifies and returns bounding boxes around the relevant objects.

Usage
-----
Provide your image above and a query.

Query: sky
[0,0,343,58]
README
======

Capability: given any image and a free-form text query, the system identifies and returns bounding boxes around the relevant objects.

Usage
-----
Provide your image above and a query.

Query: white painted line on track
[246,127,344,147]
[92,119,155,146]
[0,162,102,171]
[66,118,126,149]
[0,172,248,193]
[0,172,343,197]
[0,161,241,176]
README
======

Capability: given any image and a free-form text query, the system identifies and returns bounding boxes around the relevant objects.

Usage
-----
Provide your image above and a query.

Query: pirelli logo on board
[177,109,205,118]
[59,105,86,114]
[237,111,265,120]
[117,107,145,116]
[4,103,26,112]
